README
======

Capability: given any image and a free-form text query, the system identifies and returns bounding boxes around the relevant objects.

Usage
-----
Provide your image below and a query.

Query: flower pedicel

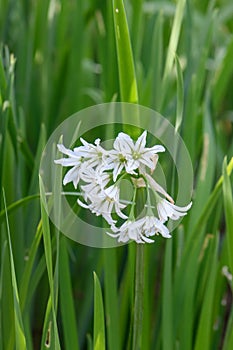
[54,131,192,244]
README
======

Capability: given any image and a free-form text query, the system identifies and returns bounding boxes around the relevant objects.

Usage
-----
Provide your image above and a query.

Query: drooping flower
[78,185,127,226]
[109,214,171,244]
[157,199,192,223]
[108,220,149,243]
[137,215,171,239]
[80,167,110,201]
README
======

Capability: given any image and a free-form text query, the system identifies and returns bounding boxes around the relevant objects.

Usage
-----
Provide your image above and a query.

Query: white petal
[128,228,139,241]
[156,220,171,238]
[113,163,124,182]
[140,234,154,243]
[57,144,76,157]
[77,198,89,209]
[115,205,128,219]
[149,145,165,153]
[114,133,134,153]
[170,201,192,212]
[157,203,168,222]
[54,158,80,167]
[106,231,121,239]
[138,156,155,169]
[126,159,139,173]
[118,234,130,243]
[105,185,118,199]
[63,166,79,187]
[135,131,147,152]
[94,138,101,146]
[80,137,91,148]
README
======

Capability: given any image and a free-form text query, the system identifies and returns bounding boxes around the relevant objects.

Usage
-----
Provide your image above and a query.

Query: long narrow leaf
[222,157,233,282]
[112,0,138,103]
[2,190,27,350]
[103,249,120,350]
[39,176,61,350]
[194,234,219,350]
[163,0,186,81]
[93,271,106,350]
[59,236,80,350]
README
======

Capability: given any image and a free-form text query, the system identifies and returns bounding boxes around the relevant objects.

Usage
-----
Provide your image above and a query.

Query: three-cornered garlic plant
[55,131,192,244]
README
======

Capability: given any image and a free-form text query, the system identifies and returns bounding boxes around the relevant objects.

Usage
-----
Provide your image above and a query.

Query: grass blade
[59,236,80,350]
[162,240,173,350]
[194,234,219,350]
[222,157,233,284]
[93,271,106,350]
[0,240,7,350]
[112,0,138,103]
[0,194,39,224]
[163,0,186,79]
[2,189,27,350]
[103,249,120,350]
[19,220,42,311]
[39,175,61,350]
[213,36,233,112]
[175,55,184,133]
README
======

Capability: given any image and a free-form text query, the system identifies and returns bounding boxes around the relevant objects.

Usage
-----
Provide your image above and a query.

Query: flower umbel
[55,130,192,243]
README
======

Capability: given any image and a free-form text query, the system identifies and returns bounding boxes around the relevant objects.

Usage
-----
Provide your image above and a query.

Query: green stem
[132,243,144,350]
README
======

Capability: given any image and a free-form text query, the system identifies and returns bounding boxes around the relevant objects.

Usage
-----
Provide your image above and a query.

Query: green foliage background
[0,0,233,349]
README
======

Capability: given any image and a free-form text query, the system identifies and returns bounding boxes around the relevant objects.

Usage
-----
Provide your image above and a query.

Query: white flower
[76,138,108,168]
[54,139,109,188]
[138,215,171,238]
[78,185,127,225]
[54,144,83,188]
[108,220,148,243]
[157,199,192,223]
[129,131,165,171]
[54,130,192,245]
[107,131,165,181]
[108,215,171,244]
[80,167,110,200]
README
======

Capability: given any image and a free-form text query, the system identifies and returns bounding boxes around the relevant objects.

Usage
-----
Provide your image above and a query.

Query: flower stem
[132,243,144,350]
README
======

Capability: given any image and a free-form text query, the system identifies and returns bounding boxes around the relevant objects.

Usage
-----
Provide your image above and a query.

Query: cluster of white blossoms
[55,131,192,244]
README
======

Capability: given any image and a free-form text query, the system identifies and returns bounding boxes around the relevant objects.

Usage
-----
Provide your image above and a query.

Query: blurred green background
[0,0,233,349]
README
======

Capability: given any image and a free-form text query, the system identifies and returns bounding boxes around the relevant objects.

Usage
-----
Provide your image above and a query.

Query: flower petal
[135,131,147,152]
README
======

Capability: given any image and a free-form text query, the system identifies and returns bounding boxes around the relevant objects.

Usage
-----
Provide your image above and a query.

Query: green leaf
[132,244,144,350]
[93,271,106,350]
[194,234,219,350]
[175,55,184,133]
[0,240,7,350]
[112,0,138,103]
[59,236,80,350]
[2,190,27,350]
[222,157,233,283]
[223,309,233,350]
[187,94,216,232]
[103,249,120,350]
[19,220,43,311]
[163,0,186,79]
[162,240,173,350]
[39,175,61,350]
[213,36,233,111]
[148,12,164,109]
[0,194,39,224]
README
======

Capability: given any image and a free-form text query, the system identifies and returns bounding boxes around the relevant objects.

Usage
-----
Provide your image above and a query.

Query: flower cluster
[55,131,192,244]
